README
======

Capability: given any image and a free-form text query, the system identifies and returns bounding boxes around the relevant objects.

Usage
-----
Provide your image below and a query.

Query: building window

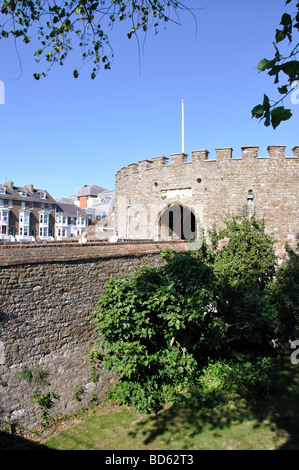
[39,213,49,224]
[0,200,3,207]
[18,210,30,238]
[8,200,13,208]
[41,203,45,210]
[20,211,29,223]
[2,210,9,222]
[0,186,6,194]
[21,189,27,197]
[19,210,29,224]
[48,204,52,211]
[40,191,46,199]
[40,227,48,237]
[39,210,50,238]
[0,210,9,224]
[21,201,25,209]
[29,202,33,210]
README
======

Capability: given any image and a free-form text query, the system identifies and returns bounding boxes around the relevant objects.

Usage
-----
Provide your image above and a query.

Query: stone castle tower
[115,145,299,256]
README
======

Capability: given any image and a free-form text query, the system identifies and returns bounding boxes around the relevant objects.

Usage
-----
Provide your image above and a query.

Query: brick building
[0,181,56,241]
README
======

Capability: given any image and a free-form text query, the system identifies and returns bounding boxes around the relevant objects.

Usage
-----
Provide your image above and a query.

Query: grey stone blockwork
[0,252,165,432]
[115,145,299,256]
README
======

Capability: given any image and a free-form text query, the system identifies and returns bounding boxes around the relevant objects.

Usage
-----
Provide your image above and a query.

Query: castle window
[247,190,254,217]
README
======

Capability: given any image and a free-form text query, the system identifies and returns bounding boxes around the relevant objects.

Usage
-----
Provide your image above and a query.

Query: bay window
[18,210,30,239]
[39,210,50,239]
[0,209,10,238]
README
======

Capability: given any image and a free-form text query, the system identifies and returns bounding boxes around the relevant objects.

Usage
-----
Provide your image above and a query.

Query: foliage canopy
[0,0,190,79]
[1,0,297,126]
[252,0,299,128]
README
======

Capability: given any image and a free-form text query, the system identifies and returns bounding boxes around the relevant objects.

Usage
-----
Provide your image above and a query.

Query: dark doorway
[159,204,197,240]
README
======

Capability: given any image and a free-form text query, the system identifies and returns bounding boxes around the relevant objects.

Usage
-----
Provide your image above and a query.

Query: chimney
[24,184,34,192]
[5,181,13,189]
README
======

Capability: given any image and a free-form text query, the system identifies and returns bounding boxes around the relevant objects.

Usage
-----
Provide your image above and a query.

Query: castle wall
[0,240,186,432]
[115,146,299,255]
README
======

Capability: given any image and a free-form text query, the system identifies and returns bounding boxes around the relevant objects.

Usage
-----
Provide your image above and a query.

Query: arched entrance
[158,204,197,240]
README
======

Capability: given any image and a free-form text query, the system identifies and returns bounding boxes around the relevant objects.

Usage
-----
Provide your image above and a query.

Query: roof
[56,195,77,204]
[0,183,56,204]
[76,184,108,197]
[56,203,88,217]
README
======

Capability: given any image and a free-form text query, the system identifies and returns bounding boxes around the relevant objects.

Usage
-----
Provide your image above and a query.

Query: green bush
[269,246,299,342]
[92,215,296,413]
[187,353,279,410]
[93,251,220,412]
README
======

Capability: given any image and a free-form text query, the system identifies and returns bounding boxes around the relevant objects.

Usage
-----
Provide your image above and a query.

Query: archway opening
[159,204,197,240]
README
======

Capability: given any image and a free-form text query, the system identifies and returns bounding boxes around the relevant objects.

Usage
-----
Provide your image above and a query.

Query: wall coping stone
[0,240,188,267]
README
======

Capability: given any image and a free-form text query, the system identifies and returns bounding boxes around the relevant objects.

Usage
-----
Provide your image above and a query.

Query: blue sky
[0,0,298,199]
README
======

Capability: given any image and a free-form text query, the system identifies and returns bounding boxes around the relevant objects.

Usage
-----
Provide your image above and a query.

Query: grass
[42,401,290,451]
[2,353,299,450]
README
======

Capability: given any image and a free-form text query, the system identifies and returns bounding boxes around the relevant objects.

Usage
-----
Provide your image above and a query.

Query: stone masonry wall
[0,240,186,432]
[115,145,299,256]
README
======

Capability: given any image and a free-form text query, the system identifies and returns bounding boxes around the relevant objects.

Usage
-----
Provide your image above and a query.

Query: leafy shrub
[92,215,294,413]
[185,353,279,410]
[93,251,220,412]
[269,246,299,342]
[209,216,278,350]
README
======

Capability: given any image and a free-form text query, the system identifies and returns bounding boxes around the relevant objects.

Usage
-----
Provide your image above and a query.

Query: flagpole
[181,100,184,153]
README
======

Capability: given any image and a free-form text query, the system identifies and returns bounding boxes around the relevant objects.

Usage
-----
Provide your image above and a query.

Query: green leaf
[281,60,299,79]
[278,84,288,94]
[257,58,273,71]
[73,69,79,78]
[271,106,292,129]
[262,94,270,113]
[280,13,292,26]
[251,104,264,118]
[264,112,271,127]
[275,29,286,43]
[268,65,282,83]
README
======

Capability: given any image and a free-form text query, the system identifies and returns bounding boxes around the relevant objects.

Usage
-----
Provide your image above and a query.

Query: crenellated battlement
[115,143,299,254]
[116,145,299,181]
